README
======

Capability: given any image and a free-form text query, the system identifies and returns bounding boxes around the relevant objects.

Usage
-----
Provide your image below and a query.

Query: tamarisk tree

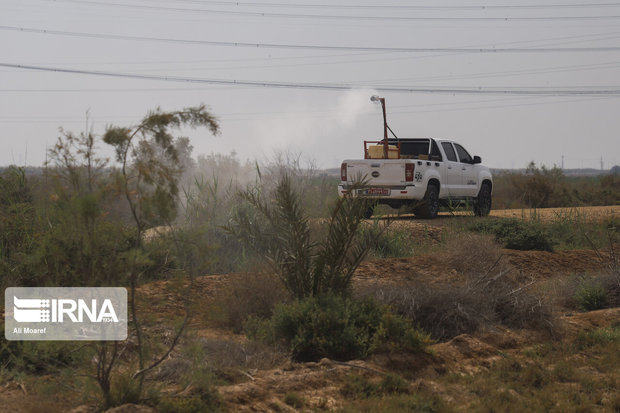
[101,105,219,404]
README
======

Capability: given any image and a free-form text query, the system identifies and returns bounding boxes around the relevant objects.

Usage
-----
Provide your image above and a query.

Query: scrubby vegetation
[492,161,620,209]
[245,294,430,362]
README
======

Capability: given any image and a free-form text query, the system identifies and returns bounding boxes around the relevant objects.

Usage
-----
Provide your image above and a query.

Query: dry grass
[366,274,554,341]
[362,233,557,341]
[210,272,290,333]
[438,232,504,275]
[155,337,287,385]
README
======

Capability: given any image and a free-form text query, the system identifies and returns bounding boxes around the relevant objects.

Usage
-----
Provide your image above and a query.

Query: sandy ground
[489,205,620,221]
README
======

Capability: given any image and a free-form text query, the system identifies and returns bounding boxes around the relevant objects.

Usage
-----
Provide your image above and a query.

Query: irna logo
[5,287,127,341]
[13,296,119,323]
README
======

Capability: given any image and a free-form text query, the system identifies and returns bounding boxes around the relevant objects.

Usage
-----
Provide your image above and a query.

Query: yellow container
[368,145,398,159]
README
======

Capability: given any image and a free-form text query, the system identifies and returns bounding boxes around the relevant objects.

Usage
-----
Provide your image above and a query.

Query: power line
[149,0,620,10]
[44,0,620,21]
[3,62,620,96]
[3,95,618,125]
[3,26,620,53]
[363,60,620,84]
[0,86,241,92]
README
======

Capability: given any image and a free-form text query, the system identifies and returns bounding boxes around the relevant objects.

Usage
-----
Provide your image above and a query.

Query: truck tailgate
[344,160,410,186]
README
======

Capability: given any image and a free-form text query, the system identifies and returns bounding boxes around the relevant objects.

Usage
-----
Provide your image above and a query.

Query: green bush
[340,374,409,400]
[370,228,415,258]
[378,374,410,395]
[0,339,88,374]
[469,218,554,251]
[573,327,620,351]
[340,375,381,399]
[266,294,430,362]
[283,392,305,408]
[109,373,144,407]
[158,395,220,413]
[576,281,608,311]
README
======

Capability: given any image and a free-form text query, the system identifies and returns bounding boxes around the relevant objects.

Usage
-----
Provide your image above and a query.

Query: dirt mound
[215,307,620,411]
[503,249,606,278]
[354,248,606,287]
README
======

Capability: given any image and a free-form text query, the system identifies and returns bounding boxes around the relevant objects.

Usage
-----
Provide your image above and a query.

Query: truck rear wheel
[473,183,492,216]
[414,184,439,219]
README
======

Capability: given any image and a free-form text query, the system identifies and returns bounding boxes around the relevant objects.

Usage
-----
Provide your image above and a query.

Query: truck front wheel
[473,183,492,216]
[414,184,439,219]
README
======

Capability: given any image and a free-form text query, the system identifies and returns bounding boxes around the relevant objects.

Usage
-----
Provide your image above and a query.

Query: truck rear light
[405,163,414,181]
[341,163,347,181]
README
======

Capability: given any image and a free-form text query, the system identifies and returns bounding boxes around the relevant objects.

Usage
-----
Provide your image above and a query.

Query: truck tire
[414,184,439,219]
[473,183,492,216]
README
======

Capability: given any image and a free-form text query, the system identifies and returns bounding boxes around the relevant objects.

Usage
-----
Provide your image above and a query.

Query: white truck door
[454,143,479,197]
[440,142,460,195]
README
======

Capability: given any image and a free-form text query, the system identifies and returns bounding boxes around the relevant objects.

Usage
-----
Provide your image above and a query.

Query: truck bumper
[337,184,426,201]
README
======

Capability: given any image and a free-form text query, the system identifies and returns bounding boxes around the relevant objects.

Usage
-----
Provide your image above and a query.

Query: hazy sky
[2,0,620,170]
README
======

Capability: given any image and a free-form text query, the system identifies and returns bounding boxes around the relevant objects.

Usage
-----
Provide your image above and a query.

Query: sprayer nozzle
[370,95,380,103]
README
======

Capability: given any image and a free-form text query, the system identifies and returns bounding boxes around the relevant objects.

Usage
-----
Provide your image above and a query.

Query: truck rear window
[389,139,430,158]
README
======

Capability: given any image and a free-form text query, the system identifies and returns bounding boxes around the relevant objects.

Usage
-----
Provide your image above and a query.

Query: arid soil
[489,205,620,221]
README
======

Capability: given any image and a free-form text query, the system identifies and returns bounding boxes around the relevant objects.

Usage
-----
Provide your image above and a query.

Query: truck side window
[454,143,472,164]
[441,142,457,162]
[430,140,443,161]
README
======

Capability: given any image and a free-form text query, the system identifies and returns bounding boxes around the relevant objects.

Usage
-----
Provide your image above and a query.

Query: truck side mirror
[472,156,482,164]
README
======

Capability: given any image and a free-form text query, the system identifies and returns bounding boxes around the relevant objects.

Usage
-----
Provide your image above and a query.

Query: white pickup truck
[338,137,493,219]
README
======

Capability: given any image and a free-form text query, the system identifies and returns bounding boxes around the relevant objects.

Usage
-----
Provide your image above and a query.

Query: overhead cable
[44,0,620,21]
[3,26,620,53]
[149,0,620,10]
[2,62,620,96]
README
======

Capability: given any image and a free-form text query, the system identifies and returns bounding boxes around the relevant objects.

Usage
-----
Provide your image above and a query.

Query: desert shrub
[153,341,222,412]
[211,272,289,333]
[0,339,88,374]
[158,396,220,413]
[439,233,503,275]
[175,174,253,275]
[553,271,619,312]
[197,338,287,381]
[492,165,620,210]
[340,375,381,399]
[596,236,620,306]
[378,374,410,395]
[368,273,554,341]
[369,228,415,258]
[283,392,305,408]
[552,361,579,383]
[0,166,38,288]
[156,337,286,387]
[573,327,620,351]
[108,373,146,407]
[340,374,409,400]
[510,162,571,208]
[264,294,429,362]
[339,393,449,413]
[575,280,608,311]
[468,218,555,251]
